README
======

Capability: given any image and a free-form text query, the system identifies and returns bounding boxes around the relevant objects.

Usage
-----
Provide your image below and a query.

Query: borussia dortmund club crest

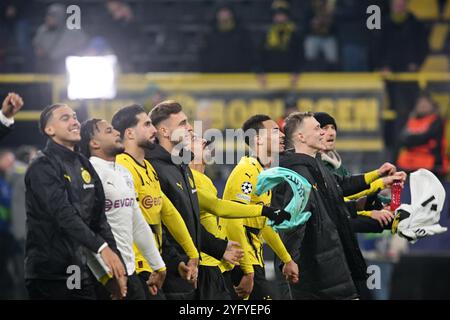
[81,168,91,184]
[241,181,253,195]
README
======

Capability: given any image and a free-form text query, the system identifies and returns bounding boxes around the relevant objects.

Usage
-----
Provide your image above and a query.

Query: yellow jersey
[222,156,291,274]
[192,168,265,272]
[116,153,198,274]
[192,169,223,269]
[345,169,385,217]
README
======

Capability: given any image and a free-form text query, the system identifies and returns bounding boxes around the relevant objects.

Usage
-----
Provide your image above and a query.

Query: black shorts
[161,270,196,300]
[224,265,273,300]
[125,273,147,300]
[196,265,231,300]
[26,277,96,300]
[222,269,240,300]
[138,271,166,300]
[93,272,147,300]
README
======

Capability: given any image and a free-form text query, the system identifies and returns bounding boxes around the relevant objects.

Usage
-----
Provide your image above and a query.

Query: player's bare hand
[2,92,24,118]
[371,209,395,227]
[282,260,299,284]
[377,162,396,177]
[223,241,244,266]
[382,171,407,188]
[234,273,254,299]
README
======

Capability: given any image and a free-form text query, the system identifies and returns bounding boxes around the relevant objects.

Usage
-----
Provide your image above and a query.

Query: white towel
[396,169,448,243]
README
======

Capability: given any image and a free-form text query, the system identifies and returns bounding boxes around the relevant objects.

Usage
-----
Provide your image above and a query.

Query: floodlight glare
[66,55,117,100]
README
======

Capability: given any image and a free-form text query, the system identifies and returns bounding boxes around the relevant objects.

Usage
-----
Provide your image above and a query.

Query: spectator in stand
[256,1,302,87]
[276,96,298,131]
[396,93,448,180]
[87,0,139,73]
[303,0,339,71]
[33,4,88,73]
[0,149,15,299]
[10,146,38,245]
[199,5,254,73]
[376,0,428,72]
[334,0,369,72]
[8,145,38,299]
[0,0,33,72]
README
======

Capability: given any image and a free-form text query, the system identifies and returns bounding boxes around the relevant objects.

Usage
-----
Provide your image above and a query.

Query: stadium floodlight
[66,55,117,100]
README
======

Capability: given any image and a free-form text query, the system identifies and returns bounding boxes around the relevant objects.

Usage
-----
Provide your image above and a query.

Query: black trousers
[354,279,373,300]
[138,271,166,300]
[222,269,240,300]
[94,272,147,300]
[272,255,292,300]
[26,277,96,300]
[196,265,231,300]
[224,265,273,300]
[161,270,196,300]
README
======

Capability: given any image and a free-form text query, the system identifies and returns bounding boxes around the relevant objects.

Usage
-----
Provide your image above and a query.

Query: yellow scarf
[265,22,296,51]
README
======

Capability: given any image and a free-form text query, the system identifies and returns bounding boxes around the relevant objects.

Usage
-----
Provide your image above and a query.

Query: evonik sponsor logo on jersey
[105,197,135,212]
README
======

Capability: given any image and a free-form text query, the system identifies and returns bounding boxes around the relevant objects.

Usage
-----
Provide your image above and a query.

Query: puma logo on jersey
[176,182,183,190]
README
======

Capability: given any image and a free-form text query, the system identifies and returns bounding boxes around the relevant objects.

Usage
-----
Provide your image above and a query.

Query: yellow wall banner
[1,73,385,150]
[57,73,385,151]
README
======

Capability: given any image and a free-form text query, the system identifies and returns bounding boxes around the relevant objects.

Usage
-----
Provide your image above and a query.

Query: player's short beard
[147,142,156,150]
[170,136,186,149]
[104,143,125,158]
[138,138,155,150]
[111,145,125,156]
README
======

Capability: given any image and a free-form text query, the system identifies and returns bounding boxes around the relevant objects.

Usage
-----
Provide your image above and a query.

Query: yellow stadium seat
[409,0,439,20]
[421,55,450,71]
[429,23,449,52]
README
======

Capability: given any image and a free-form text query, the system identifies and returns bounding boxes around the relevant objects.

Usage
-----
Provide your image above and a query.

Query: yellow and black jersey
[222,156,291,274]
[192,168,266,272]
[345,169,386,217]
[116,153,198,274]
[192,169,223,269]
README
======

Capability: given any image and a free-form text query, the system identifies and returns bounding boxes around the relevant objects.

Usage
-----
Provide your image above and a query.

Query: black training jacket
[146,144,227,293]
[25,139,119,281]
[0,121,12,141]
[272,152,369,300]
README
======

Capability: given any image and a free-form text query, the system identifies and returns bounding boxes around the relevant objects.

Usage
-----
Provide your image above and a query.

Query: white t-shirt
[89,156,165,276]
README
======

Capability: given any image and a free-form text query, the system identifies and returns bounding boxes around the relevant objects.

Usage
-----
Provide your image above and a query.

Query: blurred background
[1,0,450,299]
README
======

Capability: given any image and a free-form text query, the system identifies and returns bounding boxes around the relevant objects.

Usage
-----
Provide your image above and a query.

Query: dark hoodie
[272,151,368,299]
[146,144,228,297]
